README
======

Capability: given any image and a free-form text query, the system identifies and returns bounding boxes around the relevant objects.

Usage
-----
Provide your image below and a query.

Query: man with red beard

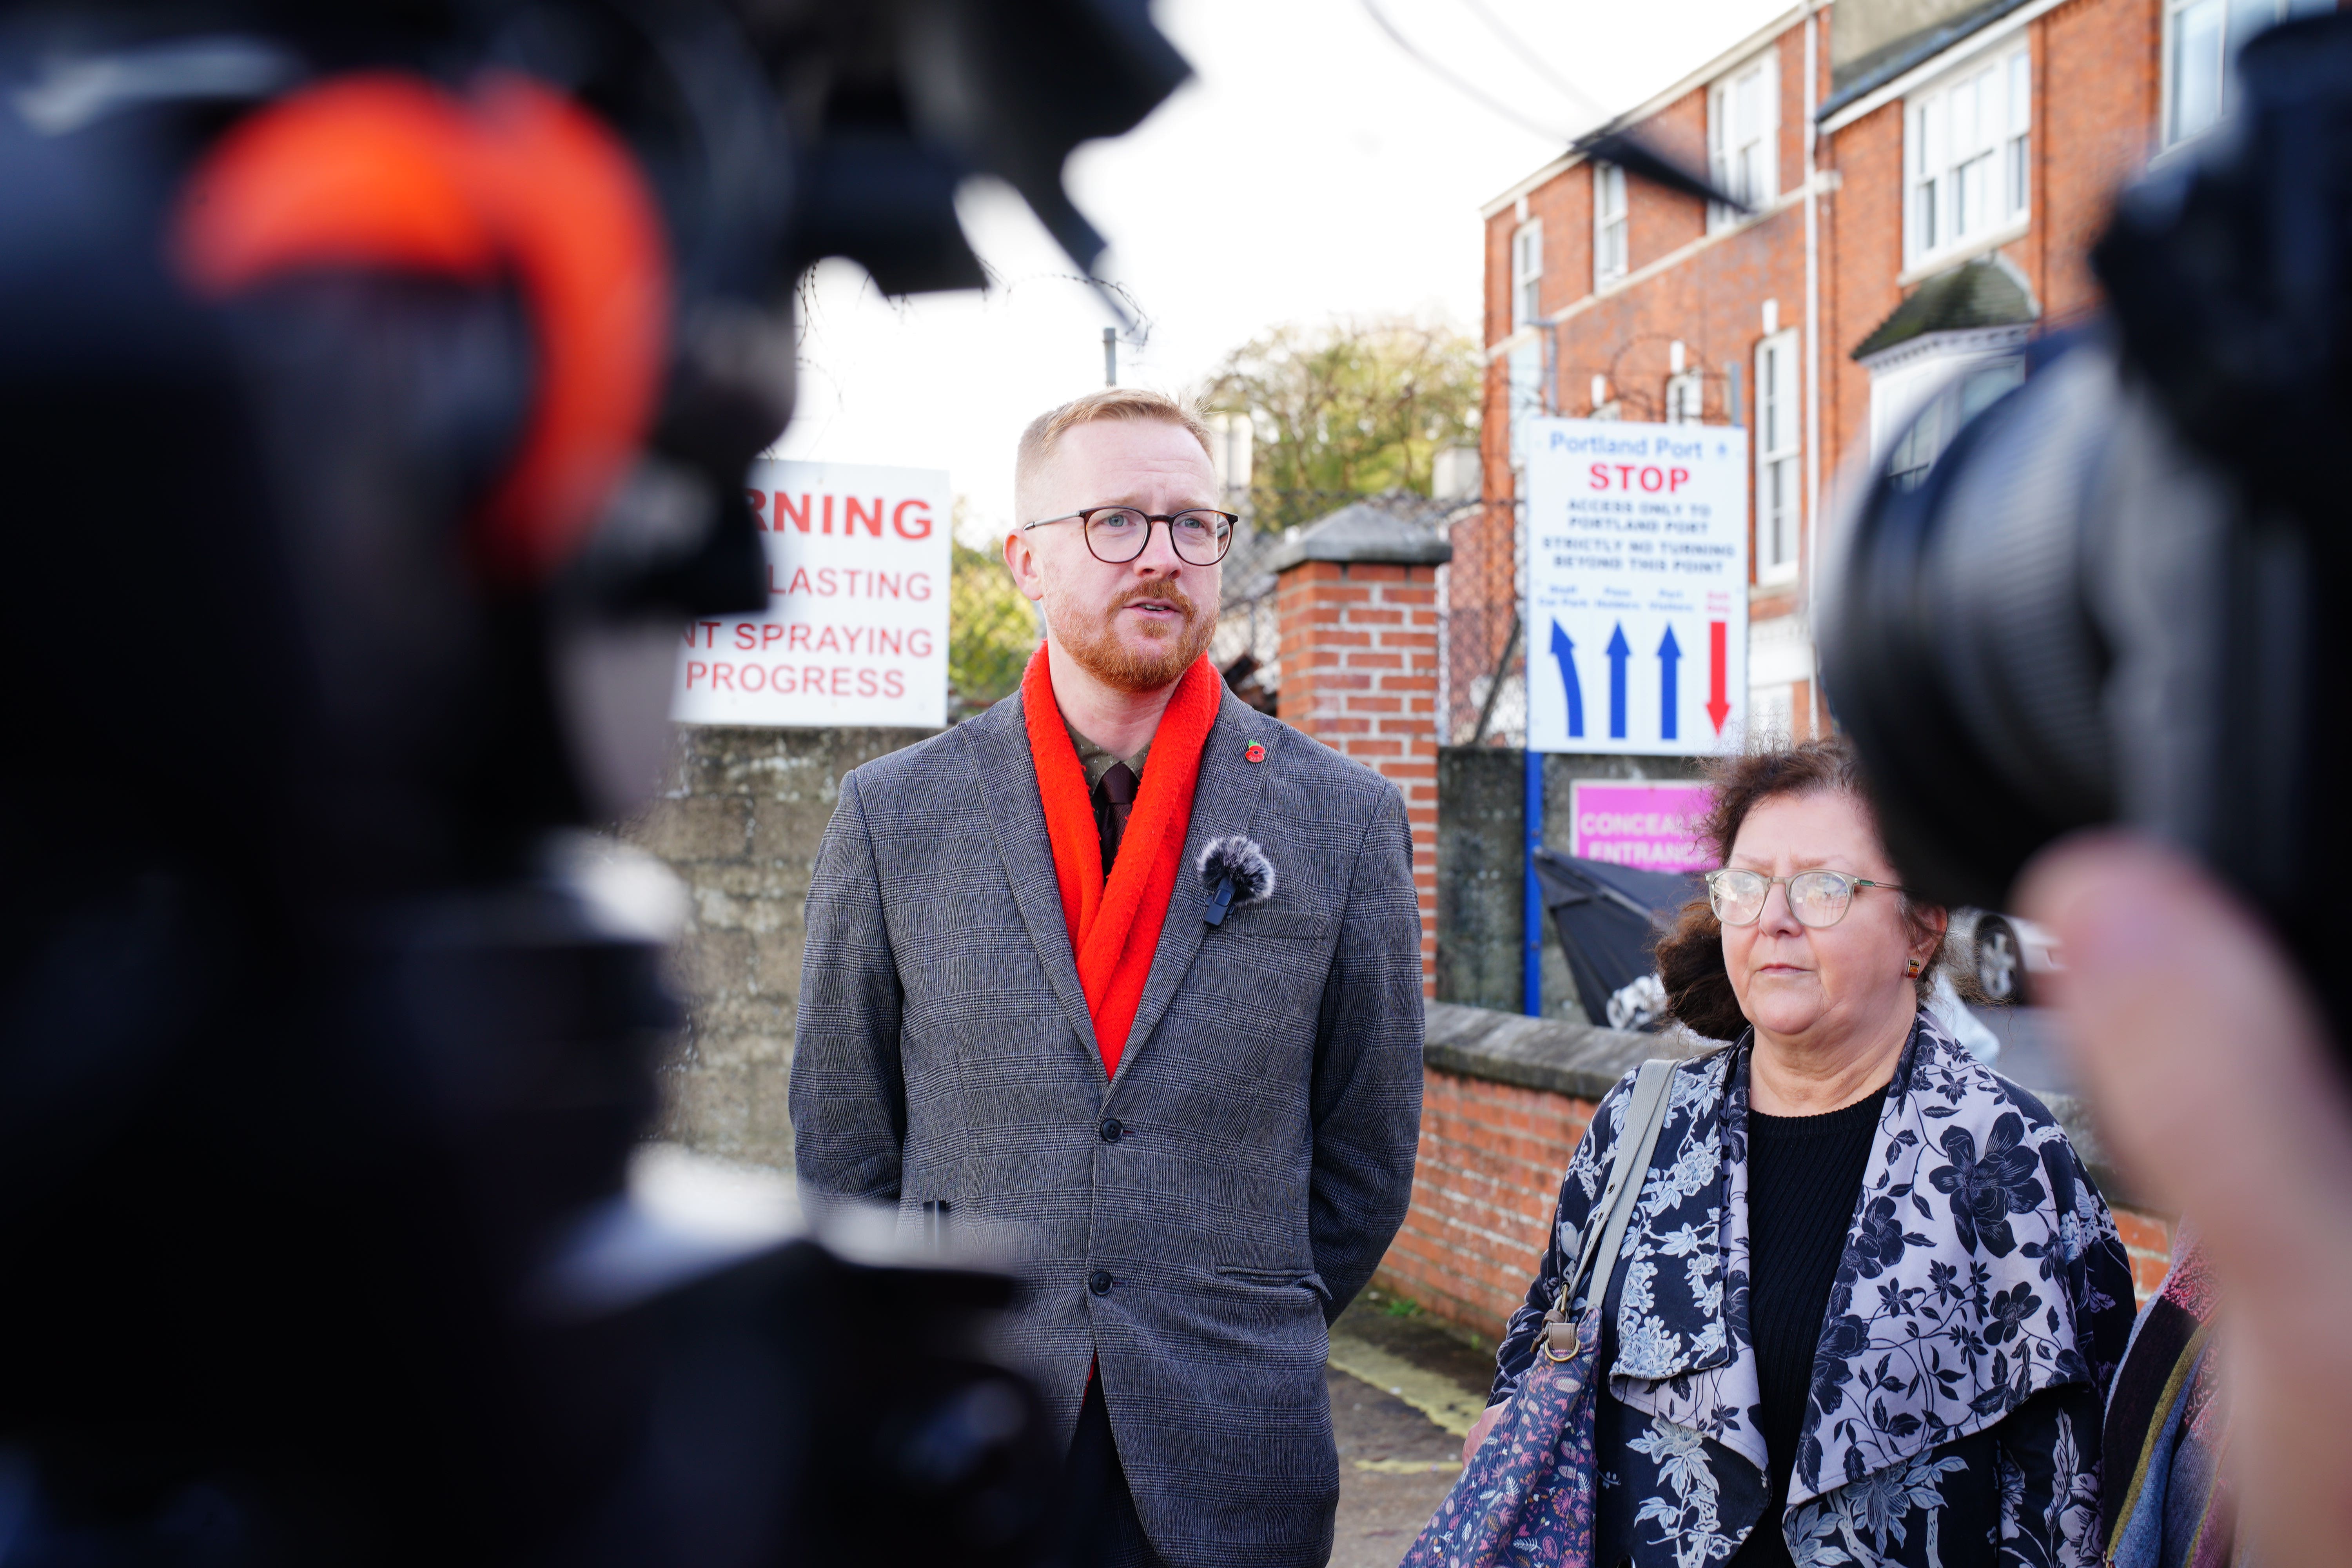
[791,388,1425,1567]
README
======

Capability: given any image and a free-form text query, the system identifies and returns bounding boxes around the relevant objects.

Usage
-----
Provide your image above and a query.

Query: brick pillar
[1267,505,1451,995]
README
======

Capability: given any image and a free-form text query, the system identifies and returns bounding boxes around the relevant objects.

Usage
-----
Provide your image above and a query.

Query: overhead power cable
[1356,0,1580,142]
[1356,0,1753,213]
[1454,0,1612,123]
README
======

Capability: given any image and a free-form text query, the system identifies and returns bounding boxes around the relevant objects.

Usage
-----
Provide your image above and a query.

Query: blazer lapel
[964,691,1102,1065]
[1112,693,1275,1082]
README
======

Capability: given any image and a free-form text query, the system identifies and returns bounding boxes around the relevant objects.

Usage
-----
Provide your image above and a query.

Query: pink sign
[1568,780,1715,872]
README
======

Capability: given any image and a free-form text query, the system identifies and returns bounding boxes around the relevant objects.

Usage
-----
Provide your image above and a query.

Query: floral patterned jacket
[1490,1015,2137,1568]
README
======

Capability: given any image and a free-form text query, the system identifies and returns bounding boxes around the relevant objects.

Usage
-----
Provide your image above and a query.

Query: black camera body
[0,2,1184,1561]
[1820,13,2352,1025]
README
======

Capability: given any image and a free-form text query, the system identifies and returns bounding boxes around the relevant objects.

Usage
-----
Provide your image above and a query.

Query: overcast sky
[773,0,1791,534]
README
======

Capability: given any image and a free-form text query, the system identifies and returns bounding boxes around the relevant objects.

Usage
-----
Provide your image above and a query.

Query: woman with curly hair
[1459,739,2137,1567]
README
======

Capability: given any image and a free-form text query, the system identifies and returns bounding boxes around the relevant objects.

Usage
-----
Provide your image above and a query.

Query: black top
[1724,1082,1889,1568]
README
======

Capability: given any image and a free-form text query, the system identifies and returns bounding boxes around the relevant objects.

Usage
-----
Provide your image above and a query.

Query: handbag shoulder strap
[1560,1057,1677,1316]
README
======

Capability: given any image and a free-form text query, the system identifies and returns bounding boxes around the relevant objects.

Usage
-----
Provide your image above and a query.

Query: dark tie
[1095,762,1138,871]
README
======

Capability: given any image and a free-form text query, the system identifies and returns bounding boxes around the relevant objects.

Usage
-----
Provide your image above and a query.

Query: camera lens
[1820,347,2127,911]
[1822,340,2251,916]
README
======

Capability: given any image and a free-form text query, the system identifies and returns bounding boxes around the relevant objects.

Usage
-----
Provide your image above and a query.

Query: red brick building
[1461,0,2327,747]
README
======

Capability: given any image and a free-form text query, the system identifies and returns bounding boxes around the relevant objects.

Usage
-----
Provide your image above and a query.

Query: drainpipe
[1524,321,1555,1018]
[1802,0,1825,736]
[1524,749,1544,1017]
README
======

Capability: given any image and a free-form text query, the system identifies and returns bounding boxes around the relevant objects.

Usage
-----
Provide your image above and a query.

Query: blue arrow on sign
[1657,624,1682,741]
[1605,623,1630,740]
[1549,619,1584,738]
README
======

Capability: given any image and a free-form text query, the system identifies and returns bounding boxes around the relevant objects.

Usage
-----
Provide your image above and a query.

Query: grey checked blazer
[791,685,1424,1568]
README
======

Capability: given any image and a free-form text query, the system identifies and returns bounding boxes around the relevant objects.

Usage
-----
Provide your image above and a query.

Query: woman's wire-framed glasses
[1022,506,1238,566]
[1705,868,1906,929]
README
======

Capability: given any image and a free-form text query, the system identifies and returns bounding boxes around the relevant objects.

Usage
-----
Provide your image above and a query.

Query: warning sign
[1523,419,1749,755]
[671,458,951,729]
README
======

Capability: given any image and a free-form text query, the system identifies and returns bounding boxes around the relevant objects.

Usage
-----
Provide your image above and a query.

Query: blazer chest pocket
[1208,909,1334,943]
[1196,909,1336,1012]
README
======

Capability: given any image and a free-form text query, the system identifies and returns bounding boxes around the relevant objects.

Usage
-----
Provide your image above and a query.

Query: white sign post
[1522,419,1749,755]
[671,458,952,729]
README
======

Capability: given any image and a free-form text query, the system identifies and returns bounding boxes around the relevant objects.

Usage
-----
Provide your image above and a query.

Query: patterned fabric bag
[1402,1060,1677,1568]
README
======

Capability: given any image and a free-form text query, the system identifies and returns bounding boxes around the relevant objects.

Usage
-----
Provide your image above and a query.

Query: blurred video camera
[0,2,1183,1563]
[1820,13,2352,1037]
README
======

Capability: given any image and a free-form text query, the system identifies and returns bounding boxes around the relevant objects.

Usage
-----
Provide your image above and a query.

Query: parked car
[1948,907,2062,1004]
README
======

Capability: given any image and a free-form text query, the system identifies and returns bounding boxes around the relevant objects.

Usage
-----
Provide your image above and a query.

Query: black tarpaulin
[1530,848,1705,1029]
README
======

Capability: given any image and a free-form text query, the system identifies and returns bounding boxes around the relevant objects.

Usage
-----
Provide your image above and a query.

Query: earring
[1905,957,1924,977]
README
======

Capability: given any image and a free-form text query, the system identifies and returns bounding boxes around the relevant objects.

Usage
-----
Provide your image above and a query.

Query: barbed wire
[986,270,1158,352]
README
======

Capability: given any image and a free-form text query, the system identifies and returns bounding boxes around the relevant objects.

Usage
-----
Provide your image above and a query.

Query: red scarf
[1021,644,1222,1081]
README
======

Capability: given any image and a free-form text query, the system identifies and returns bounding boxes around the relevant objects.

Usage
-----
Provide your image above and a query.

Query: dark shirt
[1725,1082,1889,1568]
[1064,720,1149,871]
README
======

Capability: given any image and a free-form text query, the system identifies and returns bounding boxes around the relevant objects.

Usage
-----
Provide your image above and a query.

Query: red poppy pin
[1243,743,1267,764]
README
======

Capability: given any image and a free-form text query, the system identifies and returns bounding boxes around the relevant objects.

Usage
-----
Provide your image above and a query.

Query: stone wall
[1435,747,1706,1020]
[622,723,935,1170]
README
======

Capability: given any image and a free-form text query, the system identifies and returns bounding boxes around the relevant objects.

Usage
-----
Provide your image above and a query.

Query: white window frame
[1904,47,2031,270]
[2162,0,2329,149]
[1666,371,1703,424]
[1864,332,2030,482]
[1511,220,1544,330]
[1593,164,1628,288]
[1708,51,1779,230]
[1755,328,1800,586]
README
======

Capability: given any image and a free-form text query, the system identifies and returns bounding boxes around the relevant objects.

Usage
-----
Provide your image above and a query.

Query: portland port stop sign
[1522,419,1749,756]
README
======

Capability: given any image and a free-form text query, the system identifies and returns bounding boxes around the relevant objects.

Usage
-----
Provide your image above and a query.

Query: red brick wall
[2114,1207,2176,1304]
[1377,1064,2178,1347]
[1275,559,1441,991]
[1473,24,1827,739]
[2036,0,2162,321]
[1376,1068,1599,1336]
[1820,0,2167,491]
[1479,0,2183,634]
[1821,96,1904,506]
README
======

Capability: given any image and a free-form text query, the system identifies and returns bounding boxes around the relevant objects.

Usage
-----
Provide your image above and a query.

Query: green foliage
[948,534,1038,710]
[1202,315,1481,532]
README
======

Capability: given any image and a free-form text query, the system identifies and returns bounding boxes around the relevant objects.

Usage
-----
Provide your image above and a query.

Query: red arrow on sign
[1707,621,1731,733]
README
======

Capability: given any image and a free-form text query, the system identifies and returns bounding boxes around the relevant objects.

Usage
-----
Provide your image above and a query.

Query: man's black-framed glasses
[1022,506,1238,566]
[1704,868,1905,929]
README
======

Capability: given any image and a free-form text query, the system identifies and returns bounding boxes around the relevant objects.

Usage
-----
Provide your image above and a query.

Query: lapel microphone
[1200,837,1276,926]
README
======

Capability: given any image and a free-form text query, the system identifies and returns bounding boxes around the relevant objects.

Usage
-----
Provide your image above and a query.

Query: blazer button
[1098,1118,1123,1143]
[1088,1269,1114,1296]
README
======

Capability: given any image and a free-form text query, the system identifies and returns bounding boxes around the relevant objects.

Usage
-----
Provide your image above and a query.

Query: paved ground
[1327,1366,1462,1567]
[1326,1289,1499,1568]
